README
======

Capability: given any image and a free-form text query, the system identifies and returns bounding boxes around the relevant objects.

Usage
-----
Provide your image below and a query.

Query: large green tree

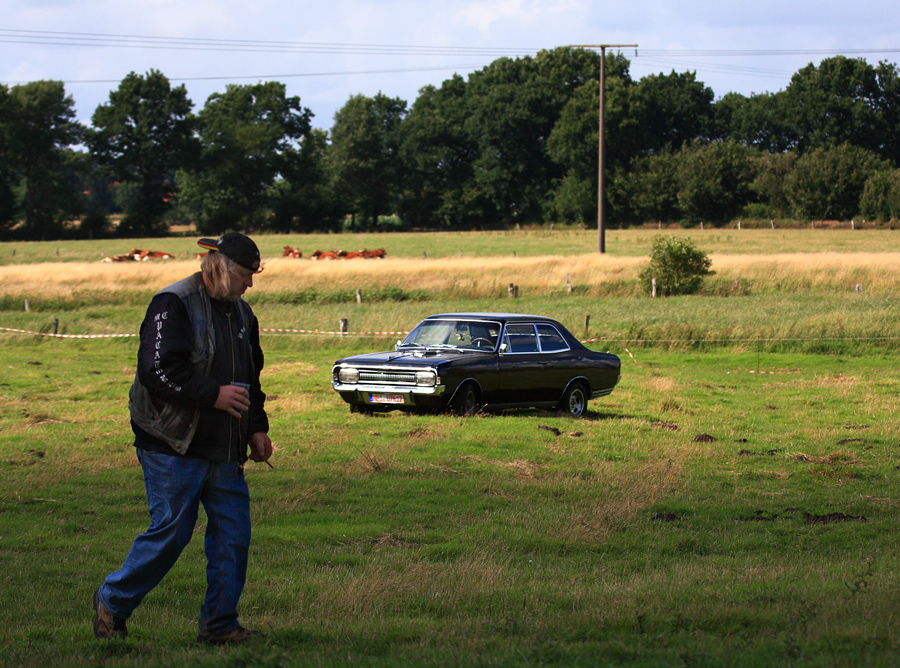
[397,75,485,228]
[607,150,680,225]
[873,60,900,165]
[326,92,406,229]
[4,81,84,239]
[547,57,716,225]
[546,53,636,224]
[179,81,312,233]
[783,56,888,158]
[748,151,798,218]
[89,70,196,236]
[465,48,600,225]
[713,91,795,153]
[676,140,757,224]
[0,85,16,234]
[609,141,757,226]
[633,70,715,152]
[269,128,341,233]
[784,143,891,220]
[859,168,900,222]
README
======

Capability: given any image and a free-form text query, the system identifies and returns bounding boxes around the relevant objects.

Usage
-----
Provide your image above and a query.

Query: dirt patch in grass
[809,374,858,388]
[805,512,867,524]
[458,455,542,479]
[789,451,858,465]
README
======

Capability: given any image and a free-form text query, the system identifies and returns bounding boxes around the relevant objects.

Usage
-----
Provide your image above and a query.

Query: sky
[2,0,900,132]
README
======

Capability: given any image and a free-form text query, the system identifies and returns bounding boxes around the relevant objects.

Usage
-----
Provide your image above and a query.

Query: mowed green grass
[1,337,898,667]
[1,229,900,666]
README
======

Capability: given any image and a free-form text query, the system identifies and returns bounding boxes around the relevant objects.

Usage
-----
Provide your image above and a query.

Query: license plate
[370,393,404,404]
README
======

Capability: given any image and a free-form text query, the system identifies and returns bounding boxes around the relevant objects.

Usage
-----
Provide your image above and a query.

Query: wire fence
[5,325,900,346]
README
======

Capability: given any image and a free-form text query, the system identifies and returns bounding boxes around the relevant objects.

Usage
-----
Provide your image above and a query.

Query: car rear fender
[560,376,591,400]
[447,378,483,405]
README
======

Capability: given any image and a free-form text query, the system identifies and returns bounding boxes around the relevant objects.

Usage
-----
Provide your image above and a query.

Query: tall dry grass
[709,252,900,293]
[3,252,900,301]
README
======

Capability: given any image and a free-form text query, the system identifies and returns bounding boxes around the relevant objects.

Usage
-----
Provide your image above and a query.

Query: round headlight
[338,368,359,384]
[415,371,436,386]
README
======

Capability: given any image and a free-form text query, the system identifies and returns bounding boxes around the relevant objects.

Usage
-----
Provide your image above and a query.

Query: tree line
[1,48,899,240]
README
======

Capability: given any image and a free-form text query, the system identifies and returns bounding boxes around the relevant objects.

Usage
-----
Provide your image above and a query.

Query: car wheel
[450,382,478,416]
[559,382,588,417]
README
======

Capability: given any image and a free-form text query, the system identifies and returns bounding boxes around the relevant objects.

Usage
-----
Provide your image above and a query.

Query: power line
[2,63,496,87]
[0,29,535,57]
[2,29,898,59]
[632,56,794,80]
[3,28,897,90]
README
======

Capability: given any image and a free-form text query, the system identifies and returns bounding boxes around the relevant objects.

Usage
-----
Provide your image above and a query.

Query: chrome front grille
[358,369,417,385]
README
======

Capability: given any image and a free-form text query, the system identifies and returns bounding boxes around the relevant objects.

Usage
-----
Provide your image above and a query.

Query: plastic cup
[230,382,250,414]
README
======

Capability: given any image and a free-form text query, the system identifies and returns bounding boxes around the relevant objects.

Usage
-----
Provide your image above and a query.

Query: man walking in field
[93,232,273,644]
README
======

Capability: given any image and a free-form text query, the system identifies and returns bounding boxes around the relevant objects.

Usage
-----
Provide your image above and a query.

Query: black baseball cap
[198,232,261,272]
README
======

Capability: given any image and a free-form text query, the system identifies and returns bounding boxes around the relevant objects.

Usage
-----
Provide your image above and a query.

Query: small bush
[639,235,714,296]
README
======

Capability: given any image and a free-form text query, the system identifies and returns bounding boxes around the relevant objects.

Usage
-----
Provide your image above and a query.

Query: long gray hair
[200,251,239,301]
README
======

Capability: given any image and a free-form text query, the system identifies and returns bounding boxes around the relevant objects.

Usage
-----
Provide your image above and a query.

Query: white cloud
[458,0,582,32]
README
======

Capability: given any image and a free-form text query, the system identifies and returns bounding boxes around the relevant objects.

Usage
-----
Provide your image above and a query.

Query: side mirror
[395,340,403,350]
[499,342,509,354]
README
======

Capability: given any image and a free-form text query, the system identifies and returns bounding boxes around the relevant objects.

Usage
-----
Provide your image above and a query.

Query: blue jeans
[98,449,251,635]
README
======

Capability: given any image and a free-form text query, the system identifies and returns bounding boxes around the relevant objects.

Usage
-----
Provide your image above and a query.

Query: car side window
[536,324,568,352]
[504,324,539,353]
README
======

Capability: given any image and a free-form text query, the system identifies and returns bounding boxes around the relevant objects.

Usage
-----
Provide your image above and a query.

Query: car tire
[450,382,478,416]
[559,381,588,417]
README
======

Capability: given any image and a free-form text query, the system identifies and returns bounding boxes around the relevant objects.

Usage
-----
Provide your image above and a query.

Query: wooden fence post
[356,289,363,303]
[567,273,573,294]
[340,318,348,335]
[651,278,657,298]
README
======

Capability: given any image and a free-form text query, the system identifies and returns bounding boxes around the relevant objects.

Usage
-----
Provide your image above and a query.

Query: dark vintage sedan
[332,313,621,417]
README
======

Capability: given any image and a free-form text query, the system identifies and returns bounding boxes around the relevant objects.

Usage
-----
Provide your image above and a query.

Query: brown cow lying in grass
[102,248,177,262]
[130,248,176,260]
[311,248,386,260]
[101,253,137,263]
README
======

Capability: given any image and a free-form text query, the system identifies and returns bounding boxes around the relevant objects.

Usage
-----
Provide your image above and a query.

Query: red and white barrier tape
[0,326,136,339]
[4,325,897,354]
[261,328,410,336]
[0,325,405,339]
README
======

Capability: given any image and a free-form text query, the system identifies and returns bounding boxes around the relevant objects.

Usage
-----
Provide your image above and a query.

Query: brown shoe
[198,625,264,645]
[93,589,128,639]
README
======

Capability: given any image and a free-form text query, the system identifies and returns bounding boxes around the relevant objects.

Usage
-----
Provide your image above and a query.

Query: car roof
[422,313,561,323]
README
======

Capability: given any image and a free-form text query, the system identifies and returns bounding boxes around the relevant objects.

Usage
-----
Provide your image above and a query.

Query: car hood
[334,349,473,367]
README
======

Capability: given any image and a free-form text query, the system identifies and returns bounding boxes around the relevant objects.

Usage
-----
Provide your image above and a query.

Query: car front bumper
[333,382,447,408]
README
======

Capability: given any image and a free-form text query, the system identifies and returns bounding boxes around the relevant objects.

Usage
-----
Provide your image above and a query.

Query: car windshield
[399,319,501,351]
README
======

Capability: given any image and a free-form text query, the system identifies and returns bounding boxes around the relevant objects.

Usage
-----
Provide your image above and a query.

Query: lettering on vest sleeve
[151,309,183,393]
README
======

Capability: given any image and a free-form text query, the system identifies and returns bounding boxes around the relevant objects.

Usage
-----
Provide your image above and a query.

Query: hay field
[2,251,899,300]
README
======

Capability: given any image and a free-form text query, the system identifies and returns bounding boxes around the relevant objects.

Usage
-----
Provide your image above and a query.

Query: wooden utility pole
[571,43,637,254]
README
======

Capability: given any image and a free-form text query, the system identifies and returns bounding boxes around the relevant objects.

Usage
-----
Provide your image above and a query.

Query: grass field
[1,227,899,265]
[1,229,899,666]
